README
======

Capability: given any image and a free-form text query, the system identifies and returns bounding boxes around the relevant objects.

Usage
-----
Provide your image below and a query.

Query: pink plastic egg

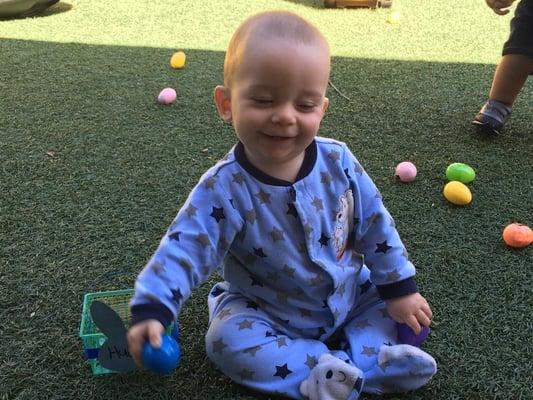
[158,88,177,105]
[395,161,417,182]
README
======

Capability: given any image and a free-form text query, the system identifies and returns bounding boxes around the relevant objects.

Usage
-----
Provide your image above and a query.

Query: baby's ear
[214,85,232,122]
[321,97,329,115]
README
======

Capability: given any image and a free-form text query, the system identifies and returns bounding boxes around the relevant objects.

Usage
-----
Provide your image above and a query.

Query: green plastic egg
[446,163,476,183]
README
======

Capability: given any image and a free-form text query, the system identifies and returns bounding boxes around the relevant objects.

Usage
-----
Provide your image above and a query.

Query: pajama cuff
[376,277,418,300]
[130,303,174,328]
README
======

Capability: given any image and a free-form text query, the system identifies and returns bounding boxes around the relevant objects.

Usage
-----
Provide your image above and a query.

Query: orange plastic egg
[502,223,533,248]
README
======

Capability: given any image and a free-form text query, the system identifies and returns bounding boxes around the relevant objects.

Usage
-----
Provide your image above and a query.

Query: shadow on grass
[1,38,531,400]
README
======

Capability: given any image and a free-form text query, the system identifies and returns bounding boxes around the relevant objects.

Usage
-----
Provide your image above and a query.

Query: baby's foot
[364,344,437,394]
[300,353,363,400]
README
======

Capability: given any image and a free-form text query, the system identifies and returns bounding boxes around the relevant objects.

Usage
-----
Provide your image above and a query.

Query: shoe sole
[472,120,501,135]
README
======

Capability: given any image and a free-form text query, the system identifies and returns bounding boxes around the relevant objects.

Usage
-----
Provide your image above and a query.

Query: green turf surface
[1,0,532,399]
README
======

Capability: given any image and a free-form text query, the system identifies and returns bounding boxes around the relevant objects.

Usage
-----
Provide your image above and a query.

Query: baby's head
[214,11,331,179]
[222,10,330,89]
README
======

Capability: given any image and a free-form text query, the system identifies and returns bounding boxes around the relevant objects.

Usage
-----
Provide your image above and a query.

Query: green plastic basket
[79,289,136,375]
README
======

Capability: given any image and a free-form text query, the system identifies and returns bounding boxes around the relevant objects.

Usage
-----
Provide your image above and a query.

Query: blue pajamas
[206,267,405,399]
[131,138,435,398]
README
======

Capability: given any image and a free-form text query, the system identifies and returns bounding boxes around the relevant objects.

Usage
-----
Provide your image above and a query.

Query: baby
[128,10,436,400]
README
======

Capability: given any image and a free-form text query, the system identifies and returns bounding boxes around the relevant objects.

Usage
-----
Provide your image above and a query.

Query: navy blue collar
[234,140,317,186]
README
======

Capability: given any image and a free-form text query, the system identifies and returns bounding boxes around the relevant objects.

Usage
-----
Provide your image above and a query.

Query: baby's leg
[342,287,436,394]
[206,285,363,400]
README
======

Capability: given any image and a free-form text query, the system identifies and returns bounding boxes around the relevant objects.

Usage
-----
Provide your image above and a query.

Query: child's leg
[341,285,437,394]
[206,283,363,400]
[489,54,533,106]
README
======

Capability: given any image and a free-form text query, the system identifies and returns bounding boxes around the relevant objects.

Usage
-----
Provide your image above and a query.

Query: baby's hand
[485,0,515,15]
[127,319,165,367]
[385,293,432,335]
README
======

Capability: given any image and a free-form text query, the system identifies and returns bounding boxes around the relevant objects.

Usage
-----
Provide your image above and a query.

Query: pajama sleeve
[343,146,418,300]
[130,171,244,327]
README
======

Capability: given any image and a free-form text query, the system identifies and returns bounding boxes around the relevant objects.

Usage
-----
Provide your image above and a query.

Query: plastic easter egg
[446,163,476,184]
[142,334,181,374]
[397,323,430,347]
[158,88,177,105]
[170,51,186,69]
[443,181,472,205]
[502,223,533,248]
[395,161,417,182]
[387,11,401,24]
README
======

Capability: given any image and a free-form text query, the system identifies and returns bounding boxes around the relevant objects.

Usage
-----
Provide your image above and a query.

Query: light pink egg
[158,88,177,105]
[395,161,417,182]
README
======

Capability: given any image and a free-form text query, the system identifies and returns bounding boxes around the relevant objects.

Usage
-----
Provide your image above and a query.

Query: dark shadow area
[1,38,531,400]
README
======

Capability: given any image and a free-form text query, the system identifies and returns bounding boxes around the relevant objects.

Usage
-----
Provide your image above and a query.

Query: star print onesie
[131,137,436,399]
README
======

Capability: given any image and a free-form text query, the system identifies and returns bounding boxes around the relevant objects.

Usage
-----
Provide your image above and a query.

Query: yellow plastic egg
[443,181,472,205]
[170,51,186,69]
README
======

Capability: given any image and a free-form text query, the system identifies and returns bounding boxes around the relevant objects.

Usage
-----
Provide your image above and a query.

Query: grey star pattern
[311,197,324,211]
[375,190,382,200]
[366,212,379,226]
[237,319,253,330]
[204,176,217,189]
[219,236,230,251]
[238,368,255,380]
[304,354,318,369]
[361,346,378,357]
[353,162,364,175]
[232,172,245,185]
[255,189,271,204]
[282,264,296,277]
[303,223,314,238]
[386,269,402,282]
[243,345,262,356]
[310,273,324,287]
[270,227,285,242]
[245,209,257,224]
[178,258,193,271]
[354,319,372,329]
[276,337,288,348]
[196,233,210,248]
[217,308,232,320]
[212,338,227,354]
[333,309,341,319]
[337,283,346,297]
[320,171,332,185]
[150,261,164,274]
[328,150,340,162]
[185,204,198,217]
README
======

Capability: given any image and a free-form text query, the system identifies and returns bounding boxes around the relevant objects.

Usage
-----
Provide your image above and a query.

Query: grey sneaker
[472,99,512,135]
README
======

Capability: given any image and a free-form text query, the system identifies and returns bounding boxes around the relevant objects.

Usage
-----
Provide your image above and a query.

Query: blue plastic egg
[142,334,180,374]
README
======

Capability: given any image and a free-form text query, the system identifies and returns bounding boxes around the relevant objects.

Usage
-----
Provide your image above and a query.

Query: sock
[363,344,437,394]
[299,353,364,400]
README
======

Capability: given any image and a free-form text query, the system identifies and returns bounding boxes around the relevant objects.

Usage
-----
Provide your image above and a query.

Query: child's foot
[363,344,437,394]
[300,353,364,400]
[472,99,512,135]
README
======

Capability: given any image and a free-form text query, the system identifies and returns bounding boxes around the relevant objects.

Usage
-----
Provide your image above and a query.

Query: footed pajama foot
[364,344,437,394]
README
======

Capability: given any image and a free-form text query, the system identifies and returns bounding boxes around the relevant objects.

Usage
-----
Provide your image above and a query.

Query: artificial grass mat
[0,0,532,399]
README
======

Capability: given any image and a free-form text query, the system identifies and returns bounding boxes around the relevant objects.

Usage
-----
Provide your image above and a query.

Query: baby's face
[228,38,330,172]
